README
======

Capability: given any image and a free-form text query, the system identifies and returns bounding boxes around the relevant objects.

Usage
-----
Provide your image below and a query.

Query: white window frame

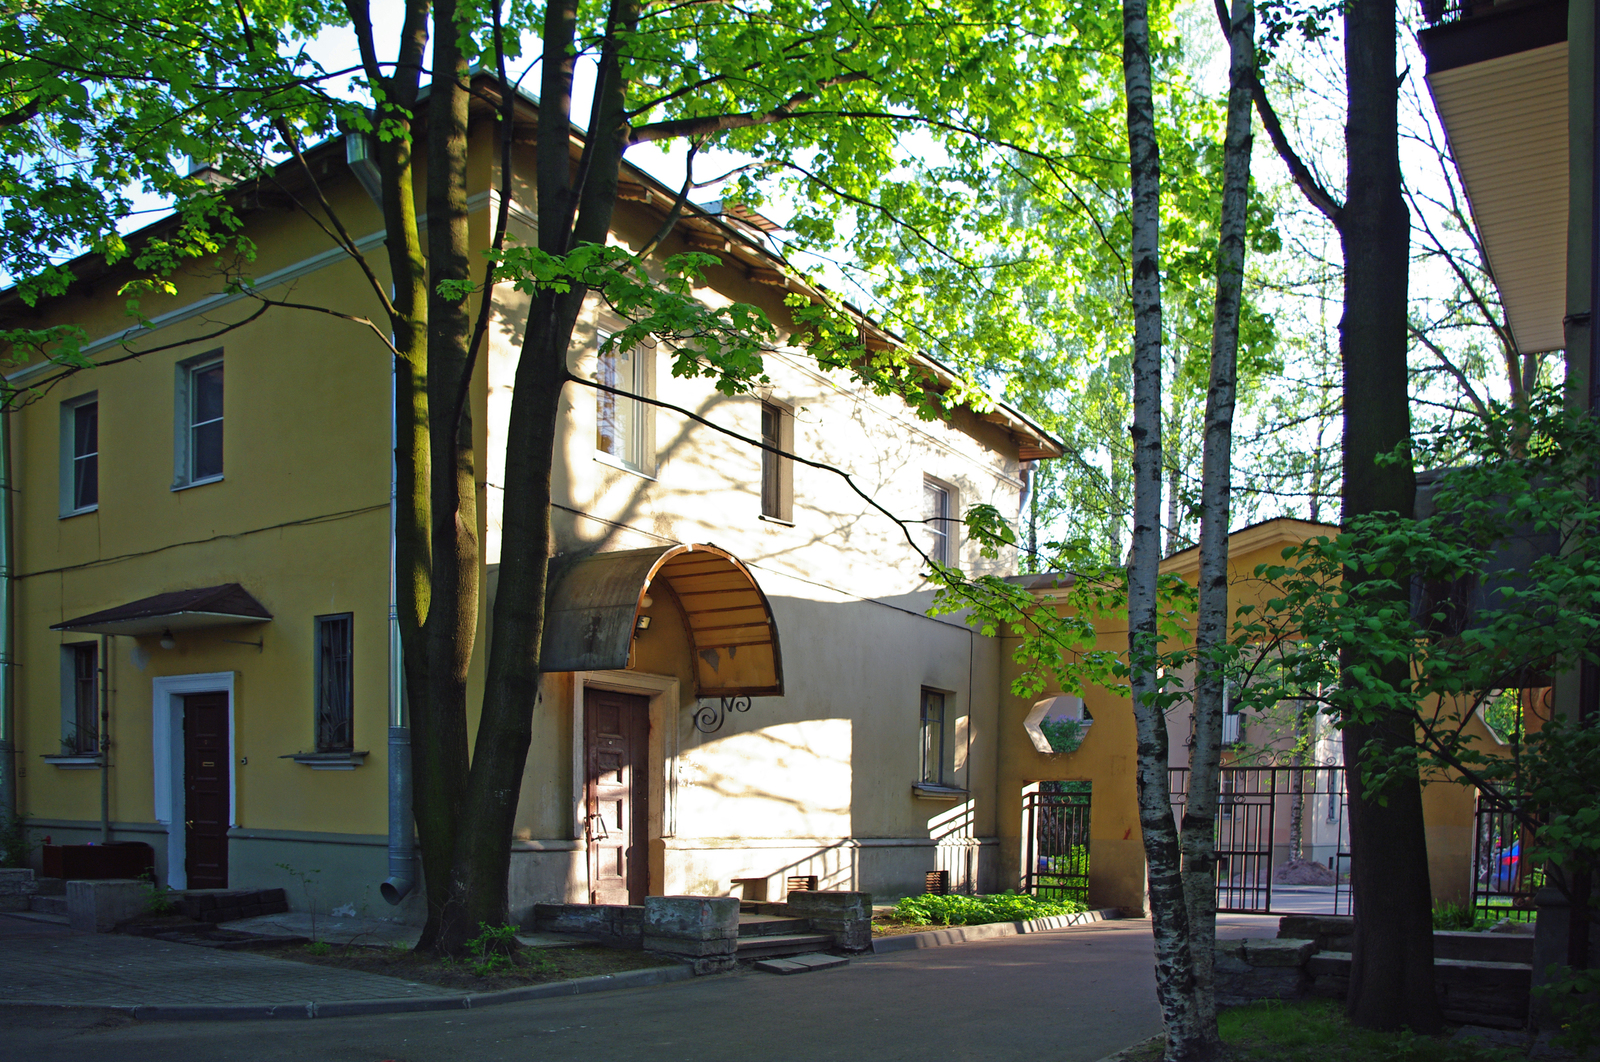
[59,391,99,517]
[923,476,957,567]
[593,332,655,476]
[758,399,794,524]
[173,351,224,490]
[920,687,947,785]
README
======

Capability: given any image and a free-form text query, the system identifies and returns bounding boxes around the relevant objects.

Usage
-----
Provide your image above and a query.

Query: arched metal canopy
[541,543,784,697]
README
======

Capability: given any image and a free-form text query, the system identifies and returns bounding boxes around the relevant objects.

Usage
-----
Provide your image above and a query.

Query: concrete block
[1243,938,1316,967]
[781,891,872,952]
[1278,914,1353,951]
[0,868,36,911]
[66,878,148,933]
[644,896,739,939]
[755,953,850,975]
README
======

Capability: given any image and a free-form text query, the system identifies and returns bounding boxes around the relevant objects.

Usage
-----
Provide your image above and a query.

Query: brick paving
[0,913,463,1006]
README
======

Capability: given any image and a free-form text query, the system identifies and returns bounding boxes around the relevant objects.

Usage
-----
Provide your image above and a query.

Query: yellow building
[0,84,1064,921]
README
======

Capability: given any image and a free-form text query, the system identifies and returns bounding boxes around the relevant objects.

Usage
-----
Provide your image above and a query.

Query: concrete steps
[736,932,836,958]
[737,913,809,937]
[753,952,850,975]
[29,894,68,917]
[1307,950,1531,1028]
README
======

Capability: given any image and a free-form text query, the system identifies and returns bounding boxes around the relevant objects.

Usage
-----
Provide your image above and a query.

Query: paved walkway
[2,916,1171,1062]
[0,914,458,1007]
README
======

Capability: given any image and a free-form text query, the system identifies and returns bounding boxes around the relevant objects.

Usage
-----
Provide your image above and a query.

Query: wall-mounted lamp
[640,595,654,609]
[635,615,652,631]
[159,629,176,650]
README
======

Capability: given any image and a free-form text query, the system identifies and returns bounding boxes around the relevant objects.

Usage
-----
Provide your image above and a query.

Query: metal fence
[1024,783,1091,905]
[1472,794,1537,922]
[1169,766,1351,915]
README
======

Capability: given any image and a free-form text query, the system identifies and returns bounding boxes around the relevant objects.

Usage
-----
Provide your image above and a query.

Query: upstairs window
[60,394,98,516]
[923,478,954,566]
[595,336,651,473]
[61,643,98,754]
[315,614,354,752]
[759,401,793,522]
[175,352,223,488]
[920,687,946,785]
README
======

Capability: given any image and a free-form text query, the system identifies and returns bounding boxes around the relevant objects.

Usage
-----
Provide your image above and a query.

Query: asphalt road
[1,918,1173,1062]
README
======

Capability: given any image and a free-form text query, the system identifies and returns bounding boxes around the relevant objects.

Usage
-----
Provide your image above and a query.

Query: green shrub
[464,921,520,977]
[1431,900,1475,931]
[1038,717,1085,754]
[892,890,1086,927]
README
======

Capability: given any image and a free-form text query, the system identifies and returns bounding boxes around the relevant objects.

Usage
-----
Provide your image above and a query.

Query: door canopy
[541,543,783,697]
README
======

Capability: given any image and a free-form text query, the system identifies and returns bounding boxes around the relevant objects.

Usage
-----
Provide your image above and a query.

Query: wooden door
[585,688,649,905]
[183,692,230,889]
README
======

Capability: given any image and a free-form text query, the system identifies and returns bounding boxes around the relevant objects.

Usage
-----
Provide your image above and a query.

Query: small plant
[143,882,178,916]
[0,814,33,869]
[1038,716,1085,754]
[1431,900,1475,931]
[304,940,332,957]
[464,921,520,977]
[275,862,323,941]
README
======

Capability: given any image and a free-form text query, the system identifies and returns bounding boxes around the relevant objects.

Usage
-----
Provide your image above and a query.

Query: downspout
[99,633,110,842]
[0,405,15,832]
[381,347,416,904]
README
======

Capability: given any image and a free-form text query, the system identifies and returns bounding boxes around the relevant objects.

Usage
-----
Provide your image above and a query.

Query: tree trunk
[1123,2,1201,1056]
[1339,0,1440,1032]
[1181,0,1254,1043]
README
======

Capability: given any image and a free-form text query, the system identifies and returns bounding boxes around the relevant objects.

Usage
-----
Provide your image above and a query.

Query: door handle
[185,820,194,829]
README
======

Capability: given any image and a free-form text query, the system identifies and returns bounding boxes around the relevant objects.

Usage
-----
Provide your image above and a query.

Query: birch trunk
[1122,2,1201,1056]
[1181,0,1254,1044]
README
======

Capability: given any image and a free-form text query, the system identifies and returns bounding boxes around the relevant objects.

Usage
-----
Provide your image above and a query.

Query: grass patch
[889,890,1087,927]
[1113,1000,1524,1062]
[263,941,678,992]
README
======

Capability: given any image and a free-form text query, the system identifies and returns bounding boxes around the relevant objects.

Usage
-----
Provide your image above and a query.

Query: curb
[0,962,695,1022]
[870,907,1123,953]
[1088,1034,1164,1062]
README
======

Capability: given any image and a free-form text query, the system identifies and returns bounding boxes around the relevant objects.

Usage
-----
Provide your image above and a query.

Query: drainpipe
[381,355,416,904]
[0,406,15,831]
[99,633,110,842]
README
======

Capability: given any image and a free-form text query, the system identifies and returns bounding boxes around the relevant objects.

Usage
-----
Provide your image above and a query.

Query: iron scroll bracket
[692,695,751,734]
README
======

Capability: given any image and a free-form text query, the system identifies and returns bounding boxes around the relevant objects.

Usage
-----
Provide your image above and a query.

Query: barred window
[315,614,353,752]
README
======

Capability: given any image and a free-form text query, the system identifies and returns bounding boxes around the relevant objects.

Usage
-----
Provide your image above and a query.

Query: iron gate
[1169,766,1351,915]
[1024,782,1091,904]
[1471,794,1536,922]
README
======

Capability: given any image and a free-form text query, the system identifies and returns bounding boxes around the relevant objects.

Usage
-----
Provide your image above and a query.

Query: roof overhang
[1421,2,1570,354]
[51,583,272,636]
[542,543,784,697]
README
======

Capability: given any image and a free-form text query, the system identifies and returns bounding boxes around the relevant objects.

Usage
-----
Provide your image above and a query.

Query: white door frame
[151,671,236,889]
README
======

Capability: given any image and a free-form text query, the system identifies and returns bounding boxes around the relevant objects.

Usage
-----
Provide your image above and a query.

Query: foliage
[1534,964,1600,1053]
[0,815,32,869]
[143,882,178,917]
[303,940,332,957]
[891,890,1085,927]
[1429,901,1473,932]
[1212,998,1519,1062]
[1039,716,1087,754]
[463,921,519,977]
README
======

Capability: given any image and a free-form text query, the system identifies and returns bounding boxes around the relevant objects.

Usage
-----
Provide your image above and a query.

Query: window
[175,353,223,488]
[60,394,98,516]
[920,688,946,785]
[759,401,793,522]
[595,336,651,472]
[60,643,98,754]
[315,614,353,752]
[1221,683,1242,745]
[923,478,954,566]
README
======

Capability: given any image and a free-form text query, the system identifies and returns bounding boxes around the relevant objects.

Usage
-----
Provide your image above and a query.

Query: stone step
[29,894,68,917]
[738,913,809,937]
[735,932,834,958]
[6,909,69,926]
[1433,929,1534,964]
[1309,951,1531,1028]
[754,952,850,975]
[34,877,67,897]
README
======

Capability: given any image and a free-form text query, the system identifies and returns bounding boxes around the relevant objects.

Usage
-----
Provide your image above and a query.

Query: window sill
[593,451,656,482]
[912,783,970,801]
[171,475,224,493]
[758,513,795,527]
[281,751,368,771]
[59,505,98,520]
[43,754,103,769]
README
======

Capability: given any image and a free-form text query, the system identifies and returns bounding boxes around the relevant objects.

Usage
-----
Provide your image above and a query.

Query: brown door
[585,688,648,905]
[183,692,230,889]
